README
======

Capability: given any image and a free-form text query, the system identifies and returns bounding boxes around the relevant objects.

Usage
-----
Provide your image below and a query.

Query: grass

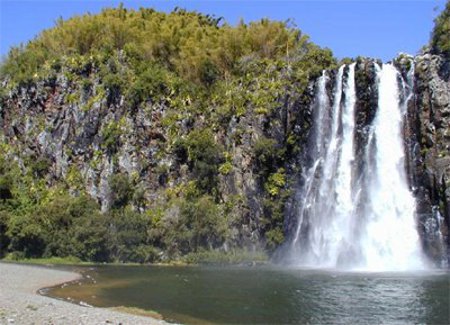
[1,255,95,266]
[1,249,270,266]
[26,304,38,311]
[183,248,269,265]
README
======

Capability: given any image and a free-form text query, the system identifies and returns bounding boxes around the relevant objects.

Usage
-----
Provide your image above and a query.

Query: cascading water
[359,64,424,271]
[289,62,426,271]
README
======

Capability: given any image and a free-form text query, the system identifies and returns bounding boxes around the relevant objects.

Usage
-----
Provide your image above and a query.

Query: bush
[218,161,233,175]
[0,175,13,200]
[71,212,111,262]
[253,137,281,176]
[109,173,134,209]
[3,190,111,261]
[127,64,169,106]
[199,59,219,86]
[29,157,51,178]
[265,168,286,197]
[430,1,450,56]
[102,73,123,105]
[146,194,229,258]
[180,195,227,251]
[109,208,150,262]
[0,210,11,257]
[184,248,268,265]
[185,129,223,194]
[6,214,47,258]
[265,228,285,249]
[101,120,123,153]
[172,139,189,164]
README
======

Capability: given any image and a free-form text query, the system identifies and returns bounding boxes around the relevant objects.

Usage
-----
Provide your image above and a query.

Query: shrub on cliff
[109,173,134,209]
[430,0,450,56]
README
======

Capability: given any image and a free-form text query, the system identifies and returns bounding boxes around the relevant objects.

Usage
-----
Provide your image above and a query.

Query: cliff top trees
[430,0,450,56]
[0,6,334,87]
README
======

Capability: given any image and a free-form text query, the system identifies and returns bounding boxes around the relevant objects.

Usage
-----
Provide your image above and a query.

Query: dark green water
[47,265,450,324]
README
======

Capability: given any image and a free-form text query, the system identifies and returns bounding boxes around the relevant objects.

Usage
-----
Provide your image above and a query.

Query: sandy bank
[0,262,168,325]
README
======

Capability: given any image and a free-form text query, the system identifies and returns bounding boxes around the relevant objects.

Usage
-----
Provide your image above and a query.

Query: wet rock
[403,52,450,266]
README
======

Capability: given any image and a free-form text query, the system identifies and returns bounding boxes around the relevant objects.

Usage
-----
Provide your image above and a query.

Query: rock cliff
[407,53,450,266]
[0,55,315,258]
[1,53,448,264]
[281,54,449,266]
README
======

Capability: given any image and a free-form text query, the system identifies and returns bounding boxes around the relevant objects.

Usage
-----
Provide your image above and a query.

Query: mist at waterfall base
[284,62,438,271]
[47,265,449,325]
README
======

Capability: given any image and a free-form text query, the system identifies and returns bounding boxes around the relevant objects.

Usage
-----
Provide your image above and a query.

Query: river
[45,265,450,324]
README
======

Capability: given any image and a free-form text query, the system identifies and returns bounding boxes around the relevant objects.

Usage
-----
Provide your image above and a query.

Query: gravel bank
[0,262,168,325]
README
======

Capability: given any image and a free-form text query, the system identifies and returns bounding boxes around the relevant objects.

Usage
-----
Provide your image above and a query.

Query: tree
[185,129,223,195]
[430,1,450,56]
[109,173,134,209]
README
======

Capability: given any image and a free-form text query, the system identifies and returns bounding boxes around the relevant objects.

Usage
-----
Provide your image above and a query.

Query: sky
[0,0,447,62]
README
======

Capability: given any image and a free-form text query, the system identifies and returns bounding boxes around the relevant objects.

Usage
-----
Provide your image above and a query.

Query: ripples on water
[47,265,450,324]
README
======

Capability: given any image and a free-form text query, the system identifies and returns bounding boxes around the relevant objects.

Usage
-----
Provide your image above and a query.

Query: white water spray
[290,63,426,271]
[360,64,425,271]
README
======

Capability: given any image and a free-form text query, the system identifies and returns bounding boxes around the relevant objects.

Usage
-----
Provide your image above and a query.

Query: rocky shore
[0,262,167,325]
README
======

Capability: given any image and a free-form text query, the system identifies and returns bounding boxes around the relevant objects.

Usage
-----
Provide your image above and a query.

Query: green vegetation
[0,6,337,264]
[430,0,450,56]
[2,255,89,265]
[102,119,125,153]
[0,150,244,264]
[184,129,224,195]
[183,248,268,265]
[0,5,334,88]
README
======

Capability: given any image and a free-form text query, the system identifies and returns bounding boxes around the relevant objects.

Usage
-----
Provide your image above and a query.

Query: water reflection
[304,274,424,323]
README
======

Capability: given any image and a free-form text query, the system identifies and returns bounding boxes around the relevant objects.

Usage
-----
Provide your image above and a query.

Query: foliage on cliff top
[430,0,450,57]
[0,5,334,86]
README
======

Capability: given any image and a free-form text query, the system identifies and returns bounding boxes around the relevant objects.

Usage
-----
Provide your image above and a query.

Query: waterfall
[291,70,331,249]
[289,62,426,271]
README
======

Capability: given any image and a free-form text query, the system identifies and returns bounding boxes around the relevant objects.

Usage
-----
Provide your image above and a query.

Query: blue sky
[0,0,446,62]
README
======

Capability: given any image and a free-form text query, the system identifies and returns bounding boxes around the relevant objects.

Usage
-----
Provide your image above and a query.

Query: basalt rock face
[0,63,311,253]
[0,53,448,264]
[406,53,450,266]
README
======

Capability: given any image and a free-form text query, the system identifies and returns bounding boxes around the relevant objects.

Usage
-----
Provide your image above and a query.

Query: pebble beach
[0,262,167,325]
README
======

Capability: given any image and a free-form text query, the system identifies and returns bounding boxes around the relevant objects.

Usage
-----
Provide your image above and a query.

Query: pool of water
[46,265,450,324]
